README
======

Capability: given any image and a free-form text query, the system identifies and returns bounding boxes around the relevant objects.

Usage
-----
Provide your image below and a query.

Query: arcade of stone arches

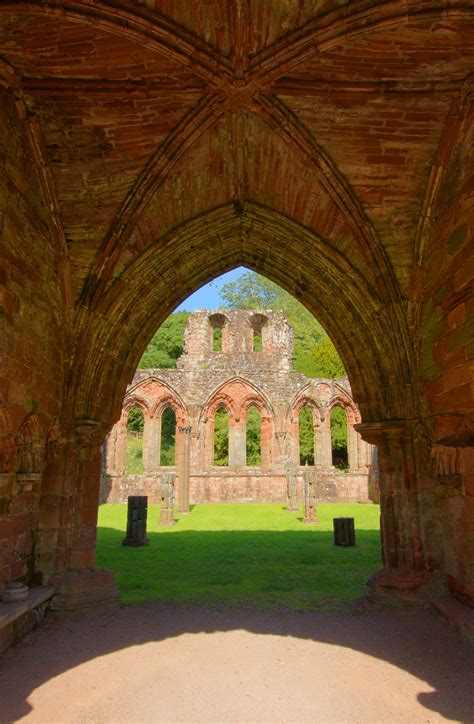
[102,371,373,506]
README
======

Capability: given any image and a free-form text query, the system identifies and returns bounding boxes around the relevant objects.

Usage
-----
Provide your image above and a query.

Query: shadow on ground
[0,600,473,722]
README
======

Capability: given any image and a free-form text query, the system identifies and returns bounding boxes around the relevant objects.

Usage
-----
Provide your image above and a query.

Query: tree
[309,337,345,378]
[220,273,278,309]
[126,405,144,433]
[139,311,190,368]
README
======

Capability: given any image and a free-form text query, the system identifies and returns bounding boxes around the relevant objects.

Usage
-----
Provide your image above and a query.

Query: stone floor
[0,602,473,723]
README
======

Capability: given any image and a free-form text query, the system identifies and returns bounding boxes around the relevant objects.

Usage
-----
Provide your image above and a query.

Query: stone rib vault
[0,0,473,645]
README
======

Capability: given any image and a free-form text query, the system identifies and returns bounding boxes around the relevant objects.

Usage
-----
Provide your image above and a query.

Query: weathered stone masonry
[102,310,373,505]
[0,2,473,641]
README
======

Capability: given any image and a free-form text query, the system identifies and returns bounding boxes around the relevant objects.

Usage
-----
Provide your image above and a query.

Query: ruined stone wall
[0,0,473,632]
[0,87,67,590]
[102,311,373,505]
[104,472,370,506]
[417,100,474,607]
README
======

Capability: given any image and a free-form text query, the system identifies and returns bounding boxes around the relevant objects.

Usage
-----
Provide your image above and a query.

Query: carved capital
[355,420,411,448]
[75,420,109,461]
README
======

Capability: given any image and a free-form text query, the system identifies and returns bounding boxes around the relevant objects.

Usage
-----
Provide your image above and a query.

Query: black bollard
[122,495,150,546]
[333,517,356,546]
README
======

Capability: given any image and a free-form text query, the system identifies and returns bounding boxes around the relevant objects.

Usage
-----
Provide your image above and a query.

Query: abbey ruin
[0,1,473,649]
[102,310,374,505]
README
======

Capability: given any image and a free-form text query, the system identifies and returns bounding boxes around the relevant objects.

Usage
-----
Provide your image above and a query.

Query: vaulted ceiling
[0,1,473,309]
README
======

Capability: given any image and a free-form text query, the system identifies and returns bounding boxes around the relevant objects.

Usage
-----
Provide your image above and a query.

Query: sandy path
[0,603,473,723]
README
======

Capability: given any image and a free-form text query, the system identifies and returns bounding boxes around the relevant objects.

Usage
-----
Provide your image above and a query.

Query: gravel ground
[0,602,473,723]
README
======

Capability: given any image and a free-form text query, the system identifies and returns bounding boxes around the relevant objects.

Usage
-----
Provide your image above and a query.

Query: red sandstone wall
[101,470,370,506]
[0,88,66,589]
[418,101,474,605]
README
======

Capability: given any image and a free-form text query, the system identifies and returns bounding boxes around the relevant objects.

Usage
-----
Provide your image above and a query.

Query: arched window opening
[213,406,229,466]
[249,313,268,353]
[246,405,261,465]
[126,405,144,474]
[209,313,227,353]
[299,405,314,465]
[331,406,348,470]
[160,406,176,466]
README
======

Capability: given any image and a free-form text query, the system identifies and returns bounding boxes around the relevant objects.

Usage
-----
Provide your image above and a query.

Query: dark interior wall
[0,87,66,588]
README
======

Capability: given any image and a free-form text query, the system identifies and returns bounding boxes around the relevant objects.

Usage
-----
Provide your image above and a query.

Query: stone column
[229,416,246,467]
[431,444,474,608]
[40,420,118,616]
[347,416,359,472]
[114,419,127,475]
[261,415,272,466]
[143,415,160,474]
[356,421,427,605]
[313,412,323,465]
[177,425,192,513]
[302,468,317,524]
[285,460,298,511]
[159,472,176,526]
[290,415,300,466]
[320,416,333,468]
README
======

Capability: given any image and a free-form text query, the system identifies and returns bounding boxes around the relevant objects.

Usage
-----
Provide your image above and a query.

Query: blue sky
[176,266,248,311]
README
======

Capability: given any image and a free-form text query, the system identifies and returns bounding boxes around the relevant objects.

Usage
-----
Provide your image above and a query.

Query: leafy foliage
[214,407,229,466]
[246,406,261,465]
[299,406,315,465]
[219,271,345,378]
[309,337,345,378]
[212,326,222,352]
[139,311,190,368]
[160,407,176,466]
[126,405,144,433]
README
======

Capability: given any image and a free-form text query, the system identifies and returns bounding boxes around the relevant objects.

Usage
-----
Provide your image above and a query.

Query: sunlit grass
[96,503,381,611]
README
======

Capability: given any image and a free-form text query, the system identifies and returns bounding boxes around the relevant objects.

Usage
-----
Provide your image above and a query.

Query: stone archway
[0,1,472,630]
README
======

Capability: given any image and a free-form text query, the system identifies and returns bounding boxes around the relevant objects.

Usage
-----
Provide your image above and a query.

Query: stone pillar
[356,421,428,605]
[143,416,160,474]
[290,415,300,465]
[285,460,298,511]
[368,445,380,502]
[347,416,359,472]
[313,413,323,465]
[431,444,474,608]
[122,496,149,546]
[159,472,176,526]
[40,420,118,617]
[320,416,333,468]
[114,419,127,475]
[261,415,272,466]
[177,425,192,513]
[229,416,246,467]
[302,468,317,524]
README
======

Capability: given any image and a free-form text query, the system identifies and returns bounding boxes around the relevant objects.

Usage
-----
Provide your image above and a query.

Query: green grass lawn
[97,503,381,612]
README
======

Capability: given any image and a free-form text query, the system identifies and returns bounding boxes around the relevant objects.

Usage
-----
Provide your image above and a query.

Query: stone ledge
[0,586,55,631]
[431,596,474,645]
[0,586,55,654]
